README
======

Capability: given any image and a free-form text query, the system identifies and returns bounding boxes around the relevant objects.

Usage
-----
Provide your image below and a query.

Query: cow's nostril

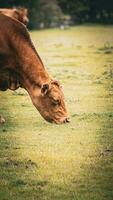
[66,117,70,123]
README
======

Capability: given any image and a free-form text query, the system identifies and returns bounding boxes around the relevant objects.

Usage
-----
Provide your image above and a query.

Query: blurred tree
[0,0,113,28]
[0,0,63,29]
[38,0,62,28]
[58,0,113,24]
[58,0,89,23]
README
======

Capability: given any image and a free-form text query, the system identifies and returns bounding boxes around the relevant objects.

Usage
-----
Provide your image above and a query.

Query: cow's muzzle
[59,116,70,124]
[46,116,70,124]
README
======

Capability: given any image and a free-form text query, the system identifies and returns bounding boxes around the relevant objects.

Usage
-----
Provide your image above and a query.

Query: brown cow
[0,14,69,124]
[0,7,29,25]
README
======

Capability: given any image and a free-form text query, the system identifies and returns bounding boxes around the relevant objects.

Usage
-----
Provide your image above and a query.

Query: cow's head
[31,80,70,124]
[14,7,29,25]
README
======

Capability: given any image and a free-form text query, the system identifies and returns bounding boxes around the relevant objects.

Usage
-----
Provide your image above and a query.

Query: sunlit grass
[0,25,113,200]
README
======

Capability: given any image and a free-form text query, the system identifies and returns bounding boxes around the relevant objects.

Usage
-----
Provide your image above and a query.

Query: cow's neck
[17,44,51,92]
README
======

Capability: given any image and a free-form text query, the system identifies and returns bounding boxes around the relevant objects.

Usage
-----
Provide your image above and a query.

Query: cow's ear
[51,80,62,89]
[51,80,60,87]
[41,83,49,95]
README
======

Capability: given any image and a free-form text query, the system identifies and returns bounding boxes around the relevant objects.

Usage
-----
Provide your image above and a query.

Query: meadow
[0,25,113,200]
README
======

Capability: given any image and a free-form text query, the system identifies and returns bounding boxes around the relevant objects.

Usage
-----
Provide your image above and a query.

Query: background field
[0,26,113,200]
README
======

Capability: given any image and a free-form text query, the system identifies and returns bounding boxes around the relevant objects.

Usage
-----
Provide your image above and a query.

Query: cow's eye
[51,99,60,106]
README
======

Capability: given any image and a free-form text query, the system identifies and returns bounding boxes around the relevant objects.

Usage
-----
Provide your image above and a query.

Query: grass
[0,26,113,200]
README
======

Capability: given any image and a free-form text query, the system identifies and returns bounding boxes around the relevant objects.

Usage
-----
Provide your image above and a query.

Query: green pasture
[0,25,113,200]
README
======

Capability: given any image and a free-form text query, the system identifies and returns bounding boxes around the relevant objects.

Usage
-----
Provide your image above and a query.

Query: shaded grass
[0,26,113,200]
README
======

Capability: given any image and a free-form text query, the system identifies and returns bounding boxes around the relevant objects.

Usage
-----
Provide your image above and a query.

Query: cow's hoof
[0,116,5,124]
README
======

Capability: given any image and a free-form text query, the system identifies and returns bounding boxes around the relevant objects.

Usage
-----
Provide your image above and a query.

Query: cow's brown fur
[0,14,69,124]
[0,7,29,25]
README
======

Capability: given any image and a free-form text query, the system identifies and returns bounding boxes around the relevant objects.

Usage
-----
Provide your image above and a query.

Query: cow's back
[0,13,32,56]
[0,8,29,25]
[0,13,27,36]
[0,14,31,89]
[0,14,40,84]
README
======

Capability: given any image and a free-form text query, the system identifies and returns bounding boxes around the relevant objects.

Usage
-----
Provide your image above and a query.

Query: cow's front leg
[0,115,5,124]
[8,75,20,90]
[0,79,8,91]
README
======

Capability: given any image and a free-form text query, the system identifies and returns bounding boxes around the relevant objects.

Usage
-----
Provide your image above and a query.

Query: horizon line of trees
[0,0,113,29]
